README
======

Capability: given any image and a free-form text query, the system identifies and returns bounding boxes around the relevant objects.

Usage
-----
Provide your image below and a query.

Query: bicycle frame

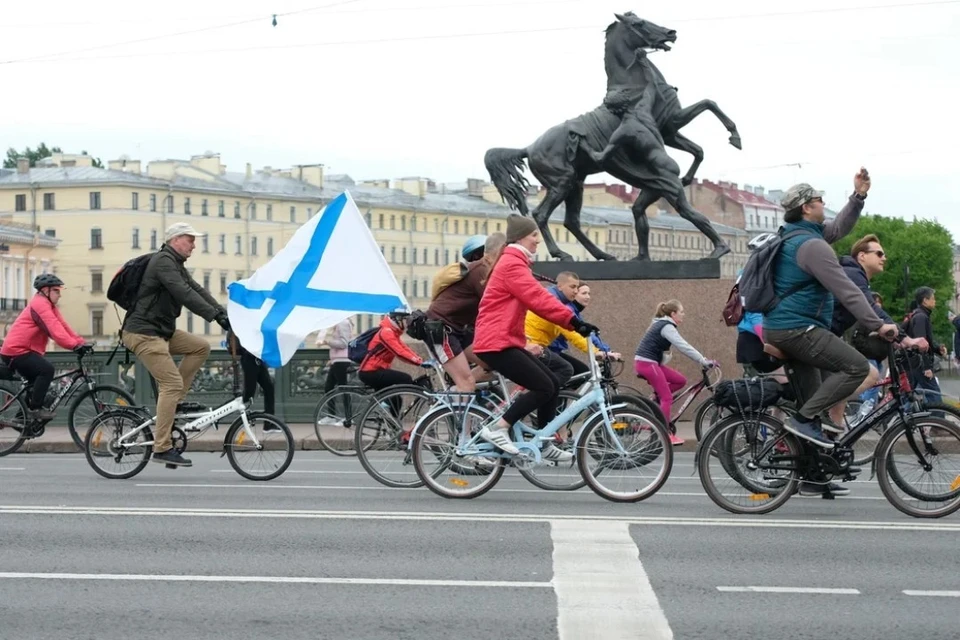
[116,396,256,450]
[669,367,720,422]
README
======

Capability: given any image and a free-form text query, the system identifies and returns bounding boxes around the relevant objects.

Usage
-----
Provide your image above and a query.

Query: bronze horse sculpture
[484,12,741,262]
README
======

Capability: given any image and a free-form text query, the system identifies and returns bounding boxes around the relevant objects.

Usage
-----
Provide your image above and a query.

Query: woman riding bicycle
[634,299,717,446]
[0,274,90,422]
[472,215,597,462]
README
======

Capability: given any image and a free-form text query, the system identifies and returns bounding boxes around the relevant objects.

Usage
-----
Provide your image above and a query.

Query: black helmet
[34,273,64,291]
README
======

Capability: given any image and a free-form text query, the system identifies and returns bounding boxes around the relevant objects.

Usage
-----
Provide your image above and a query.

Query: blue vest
[635,319,673,362]
[763,221,834,331]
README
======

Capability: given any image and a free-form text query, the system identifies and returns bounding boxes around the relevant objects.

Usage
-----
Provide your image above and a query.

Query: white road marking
[903,590,960,597]
[718,586,860,595]
[0,467,25,471]
[552,520,672,639]
[0,571,550,589]
[3,505,959,532]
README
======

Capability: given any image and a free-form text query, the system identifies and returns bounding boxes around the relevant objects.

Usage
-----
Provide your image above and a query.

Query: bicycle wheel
[224,412,295,481]
[84,409,153,479]
[875,416,960,518]
[576,408,673,503]
[516,390,588,491]
[411,404,505,499]
[313,386,370,456]
[697,414,801,515]
[0,389,28,457]
[693,396,725,442]
[355,385,439,488]
[67,384,136,450]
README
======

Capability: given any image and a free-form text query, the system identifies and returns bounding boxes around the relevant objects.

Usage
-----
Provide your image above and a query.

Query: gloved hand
[215,312,231,331]
[570,317,599,337]
[74,343,94,355]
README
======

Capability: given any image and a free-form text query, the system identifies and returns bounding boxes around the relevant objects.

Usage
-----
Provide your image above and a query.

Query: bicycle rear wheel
[224,412,295,481]
[67,384,136,450]
[0,389,28,457]
[84,409,153,480]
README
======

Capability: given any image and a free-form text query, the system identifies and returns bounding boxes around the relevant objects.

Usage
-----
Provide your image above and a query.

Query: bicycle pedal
[821,492,836,500]
[164,463,178,470]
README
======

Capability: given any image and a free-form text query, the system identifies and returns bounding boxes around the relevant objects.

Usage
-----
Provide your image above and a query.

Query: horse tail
[483,147,530,215]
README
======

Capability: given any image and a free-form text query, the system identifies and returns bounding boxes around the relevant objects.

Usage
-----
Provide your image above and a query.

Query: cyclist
[736,234,784,379]
[0,274,91,424]
[763,170,899,452]
[903,287,945,404]
[634,299,717,446]
[473,214,596,461]
[317,318,354,426]
[358,312,433,414]
[547,283,616,376]
[225,330,278,431]
[121,223,230,468]
[425,232,506,392]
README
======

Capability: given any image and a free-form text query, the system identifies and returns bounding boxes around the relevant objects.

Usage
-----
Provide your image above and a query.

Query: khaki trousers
[123,330,210,453]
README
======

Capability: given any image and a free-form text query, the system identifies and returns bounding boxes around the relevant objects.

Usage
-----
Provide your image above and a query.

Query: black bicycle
[698,337,960,519]
[0,345,136,455]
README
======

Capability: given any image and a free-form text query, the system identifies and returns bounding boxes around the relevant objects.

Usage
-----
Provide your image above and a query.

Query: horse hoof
[728,134,742,150]
[630,255,651,262]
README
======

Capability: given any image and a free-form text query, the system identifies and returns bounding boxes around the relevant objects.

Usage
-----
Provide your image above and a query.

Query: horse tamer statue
[484,12,742,262]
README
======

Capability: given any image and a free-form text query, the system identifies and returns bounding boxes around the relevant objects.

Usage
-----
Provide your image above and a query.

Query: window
[43,193,55,210]
[365,212,372,227]
[235,235,242,255]
[236,271,244,281]
[379,213,384,228]
[250,203,257,219]
[219,234,226,254]
[150,194,157,211]
[132,228,140,249]
[187,312,194,333]
[90,228,103,249]
[251,237,258,256]
[266,204,272,221]
[218,200,225,217]
[91,272,103,293]
[402,279,408,296]
[203,272,210,290]
[401,247,407,264]
[89,192,101,210]
[307,207,313,218]
[15,194,26,211]
[434,220,439,232]
[496,222,501,232]
[390,215,396,230]
[445,249,451,264]
[454,220,459,234]
[474,221,479,234]
[184,197,191,215]
[91,310,104,336]
[165,195,173,213]
[267,237,274,256]
[390,246,396,263]
[201,236,209,253]
[401,216,406,231]
[234,201,241,219]
[201,199,208,216]
[413,280,418,298]
[434,248,439,265]
[423,280,428,296]
[131,192,139,210]
[204,320,210,335]
[220,273,227,293]
[150,229,158,250]
[422,248,427,264]
[290,206,296,222]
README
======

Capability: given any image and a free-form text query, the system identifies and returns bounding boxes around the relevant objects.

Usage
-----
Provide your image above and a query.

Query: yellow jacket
[524,311,589,352]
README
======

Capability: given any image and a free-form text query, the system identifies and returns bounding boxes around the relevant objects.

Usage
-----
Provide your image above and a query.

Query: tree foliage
[833,214,956,345]
[4,143,102,168]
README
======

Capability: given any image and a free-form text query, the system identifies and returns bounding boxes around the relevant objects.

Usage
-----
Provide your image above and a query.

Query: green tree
[833,214,956,346]
[3,143,102,168]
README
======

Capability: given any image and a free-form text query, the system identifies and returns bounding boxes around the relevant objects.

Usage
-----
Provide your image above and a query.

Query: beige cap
[164,222,205,241]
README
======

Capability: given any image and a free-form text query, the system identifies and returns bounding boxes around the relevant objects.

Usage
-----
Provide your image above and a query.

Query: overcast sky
[3,0,958,239]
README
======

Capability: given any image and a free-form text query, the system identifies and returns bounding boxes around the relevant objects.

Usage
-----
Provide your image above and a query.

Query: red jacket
[360,315,424,372]
[473,245,575,353]
[0,293,85,358]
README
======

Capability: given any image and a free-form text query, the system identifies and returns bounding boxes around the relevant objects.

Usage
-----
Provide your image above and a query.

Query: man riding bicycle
[121,223,230,468]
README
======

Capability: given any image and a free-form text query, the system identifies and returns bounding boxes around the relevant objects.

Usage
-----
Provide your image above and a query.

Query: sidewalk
[13,421,701,454]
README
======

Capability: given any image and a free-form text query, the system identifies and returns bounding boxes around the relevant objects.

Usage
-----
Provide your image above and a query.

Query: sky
[2,0,959,239]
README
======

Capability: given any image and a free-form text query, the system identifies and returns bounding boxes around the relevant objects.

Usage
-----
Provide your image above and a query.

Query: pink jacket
[0,294,85,358]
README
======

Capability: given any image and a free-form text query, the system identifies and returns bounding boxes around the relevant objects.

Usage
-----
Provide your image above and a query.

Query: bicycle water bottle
[855,398,875,424]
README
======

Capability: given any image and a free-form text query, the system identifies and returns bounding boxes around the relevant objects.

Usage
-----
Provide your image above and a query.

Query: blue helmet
[461,235,486,262]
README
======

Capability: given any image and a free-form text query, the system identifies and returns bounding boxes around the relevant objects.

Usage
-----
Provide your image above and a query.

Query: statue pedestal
[531,259,720,281]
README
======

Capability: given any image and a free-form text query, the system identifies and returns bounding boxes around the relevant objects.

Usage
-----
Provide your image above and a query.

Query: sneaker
[261,422,282,433]
[176,401,208,414]
[797,481,850,497]
[669,433,685,446]
[317,416,344,427]
[477,426,520,455]
[783,416,835,449]
[541,443,574,463]
[152,449,193,467]
[819,417,844,435]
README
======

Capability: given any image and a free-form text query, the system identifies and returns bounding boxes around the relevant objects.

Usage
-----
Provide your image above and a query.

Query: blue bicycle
[408,334,674,502]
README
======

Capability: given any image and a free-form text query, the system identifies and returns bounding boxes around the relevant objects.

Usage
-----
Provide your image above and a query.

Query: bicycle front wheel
[68,384,136,450]
[224,413,295,481]
[313,386,370,456]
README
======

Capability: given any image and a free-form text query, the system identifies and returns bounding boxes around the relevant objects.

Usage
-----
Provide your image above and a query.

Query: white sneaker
[541,444,574,463]
[478,426,520,455]
[317,417,343,427]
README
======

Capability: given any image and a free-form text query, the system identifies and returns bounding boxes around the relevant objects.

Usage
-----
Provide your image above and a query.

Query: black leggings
[241,352,275,415]
[558,351,590,378]
[324,361,352,393]
[3,352,54,410]
[477,348,560,428]
[359,369,415,417]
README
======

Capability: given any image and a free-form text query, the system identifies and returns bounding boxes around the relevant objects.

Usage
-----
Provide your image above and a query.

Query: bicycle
[84,339,295,481]
[408,333,674,503]
[0,345,136,456]
[698,336,960,518]
[634,363,722,438]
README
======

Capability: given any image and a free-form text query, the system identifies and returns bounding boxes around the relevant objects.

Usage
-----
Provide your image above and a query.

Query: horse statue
[483,12,741,262]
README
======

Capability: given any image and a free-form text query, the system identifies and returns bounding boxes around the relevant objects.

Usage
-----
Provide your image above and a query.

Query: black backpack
[740,230,813,314]
[107,253,156,311]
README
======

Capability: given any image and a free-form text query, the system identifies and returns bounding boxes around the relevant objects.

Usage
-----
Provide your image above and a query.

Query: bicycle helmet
[747,233,778,251]
[34,273,64,291]
[461,234,486,262]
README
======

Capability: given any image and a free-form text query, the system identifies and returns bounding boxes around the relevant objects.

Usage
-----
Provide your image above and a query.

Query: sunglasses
[864,249,886,258]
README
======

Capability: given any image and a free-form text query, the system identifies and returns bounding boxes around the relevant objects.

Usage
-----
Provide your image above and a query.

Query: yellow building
[0,212,59,332]
[0,152,607,346]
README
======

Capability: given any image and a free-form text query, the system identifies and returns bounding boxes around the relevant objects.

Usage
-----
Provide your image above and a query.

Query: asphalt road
[1,451,958,640]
